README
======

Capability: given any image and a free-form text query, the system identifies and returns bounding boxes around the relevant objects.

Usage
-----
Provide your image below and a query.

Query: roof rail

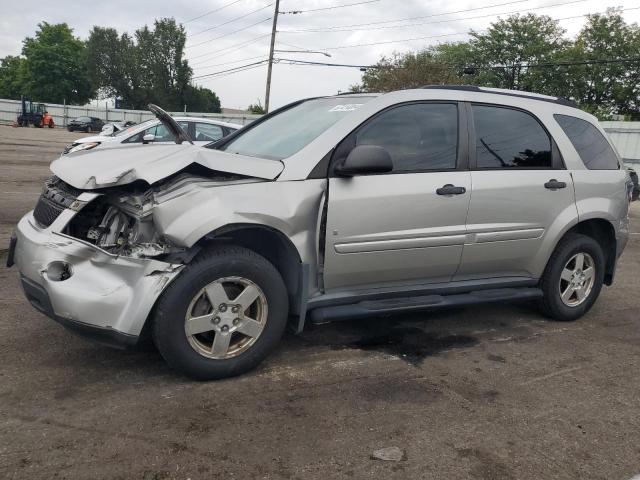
[420,85,579,108]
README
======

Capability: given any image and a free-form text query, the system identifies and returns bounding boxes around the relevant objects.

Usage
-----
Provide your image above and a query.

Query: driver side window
[354,103,458,173]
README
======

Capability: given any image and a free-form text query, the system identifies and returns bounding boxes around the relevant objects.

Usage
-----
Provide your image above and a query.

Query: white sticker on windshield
[329,104,363,112]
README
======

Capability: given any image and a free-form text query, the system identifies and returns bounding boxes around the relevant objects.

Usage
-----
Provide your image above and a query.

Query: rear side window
[472,105,552,168]
[194,122,223,142]
[554,114,619,170]
[355,103,458,172]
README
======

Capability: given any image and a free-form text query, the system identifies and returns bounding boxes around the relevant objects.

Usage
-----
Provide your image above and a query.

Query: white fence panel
[0,98,261,127]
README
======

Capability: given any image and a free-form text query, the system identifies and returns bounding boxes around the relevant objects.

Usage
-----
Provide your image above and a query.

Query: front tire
[152,246,289,380]
[539,233,605,321]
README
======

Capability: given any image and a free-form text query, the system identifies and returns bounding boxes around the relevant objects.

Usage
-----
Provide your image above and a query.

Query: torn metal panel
[152,178,327,294]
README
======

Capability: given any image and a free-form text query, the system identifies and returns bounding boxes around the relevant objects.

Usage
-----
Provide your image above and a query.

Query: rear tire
[539,233,605,321]
[152,246,289,380]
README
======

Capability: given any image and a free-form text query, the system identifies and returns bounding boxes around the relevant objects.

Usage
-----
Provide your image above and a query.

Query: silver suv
[8,87,633,379]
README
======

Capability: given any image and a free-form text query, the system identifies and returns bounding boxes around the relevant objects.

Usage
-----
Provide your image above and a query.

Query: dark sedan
[67,116,105,133]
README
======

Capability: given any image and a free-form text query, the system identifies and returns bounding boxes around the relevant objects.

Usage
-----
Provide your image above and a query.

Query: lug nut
[219,304,227,312]
[233,318,239,325]
[231,305,240,313]
[213,317,220,324]
[221,325,229,332]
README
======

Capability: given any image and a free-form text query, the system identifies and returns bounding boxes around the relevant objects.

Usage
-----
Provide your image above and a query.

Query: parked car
[99,121,137,136]
[64,116,240,154]
[628,167,639,201]
[67,116,104,133]
[9,87,632,380]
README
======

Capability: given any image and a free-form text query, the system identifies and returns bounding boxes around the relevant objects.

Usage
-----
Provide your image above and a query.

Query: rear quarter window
[554,114,619,170]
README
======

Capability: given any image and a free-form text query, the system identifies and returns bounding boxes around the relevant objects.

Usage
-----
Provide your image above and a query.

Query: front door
[323,102,471,291]
[454,103,577,280]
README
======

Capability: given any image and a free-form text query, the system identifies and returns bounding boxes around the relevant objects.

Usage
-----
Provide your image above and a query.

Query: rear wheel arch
[549,218,616,285]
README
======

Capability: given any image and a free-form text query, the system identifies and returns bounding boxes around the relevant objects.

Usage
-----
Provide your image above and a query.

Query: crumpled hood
[50,144,284,189]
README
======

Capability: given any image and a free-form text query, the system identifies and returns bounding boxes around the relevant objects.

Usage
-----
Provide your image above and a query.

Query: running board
[308,287,542,324]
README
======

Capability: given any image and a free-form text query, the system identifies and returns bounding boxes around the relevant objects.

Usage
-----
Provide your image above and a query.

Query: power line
[279,0,530,32]
[280,0,381,15]
[186,17,272,49]
[296,5,640,51]
[277,58,374,68]
[191,54,640,83]
[194,60,270,80]
[276,56,640,70]
[281,0,587,33]
[193,55,269,70]
[188,2,274,38]
[188,33,271,63]
[184,0,245,23]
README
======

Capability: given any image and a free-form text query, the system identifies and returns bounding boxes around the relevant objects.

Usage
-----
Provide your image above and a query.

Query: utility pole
[264,0,280,113]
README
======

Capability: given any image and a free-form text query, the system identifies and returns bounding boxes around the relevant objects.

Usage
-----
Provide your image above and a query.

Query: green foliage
[468,14,568,90]
[248,100,265,114]
[567,8,640,116]
[86,27,142,108]
[2,23,94,104]
[184,85,221,113]
[0,56,26,99]
[353,49,464,93]
[352,9,640,116]
[86,18,221,112]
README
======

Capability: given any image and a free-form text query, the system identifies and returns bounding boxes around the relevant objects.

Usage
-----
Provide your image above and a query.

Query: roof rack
[420,85,579,108]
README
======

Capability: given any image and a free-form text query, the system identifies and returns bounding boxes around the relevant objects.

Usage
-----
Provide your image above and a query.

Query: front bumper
[12,207,183,346]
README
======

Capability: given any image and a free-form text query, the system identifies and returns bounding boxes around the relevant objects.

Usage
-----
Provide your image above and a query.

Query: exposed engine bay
[66,185,173,259]
[54,169,252,259]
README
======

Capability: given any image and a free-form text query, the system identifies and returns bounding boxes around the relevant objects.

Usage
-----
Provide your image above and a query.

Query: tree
[467,14,568,91]
[350,49,463,92]
[134,18,192,110]
[350,11,640,117]
[248,100,265,114]
[0,56,26,100]
[183,85,221,113]
[87,18,219,112]
[86,27,144,108]
[564,9,640,117]
[21,22,94,104]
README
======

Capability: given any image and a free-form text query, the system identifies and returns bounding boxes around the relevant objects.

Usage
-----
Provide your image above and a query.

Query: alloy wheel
[559,252,595,307]
[184,276,268,359]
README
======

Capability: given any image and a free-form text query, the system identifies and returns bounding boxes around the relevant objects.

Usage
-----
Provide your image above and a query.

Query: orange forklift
[17,97,55,128]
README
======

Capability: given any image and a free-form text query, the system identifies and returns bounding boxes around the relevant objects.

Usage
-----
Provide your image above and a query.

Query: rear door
[454,103,576,280]
[323,102,472,291]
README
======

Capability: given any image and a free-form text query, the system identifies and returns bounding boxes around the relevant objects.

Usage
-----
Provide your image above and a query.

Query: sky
[1,0,639,110]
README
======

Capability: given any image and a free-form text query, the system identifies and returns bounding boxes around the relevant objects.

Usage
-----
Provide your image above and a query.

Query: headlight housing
[65,142,100,154]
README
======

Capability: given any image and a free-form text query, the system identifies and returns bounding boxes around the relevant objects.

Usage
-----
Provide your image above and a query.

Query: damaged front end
[12,175,189,344]
[64,181,174,259]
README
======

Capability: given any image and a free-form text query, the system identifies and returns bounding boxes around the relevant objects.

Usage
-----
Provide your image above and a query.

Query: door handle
[436,184,466,195]
[544,179,567,190]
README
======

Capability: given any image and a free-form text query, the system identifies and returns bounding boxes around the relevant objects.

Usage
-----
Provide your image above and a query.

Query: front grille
[32,177,82,228]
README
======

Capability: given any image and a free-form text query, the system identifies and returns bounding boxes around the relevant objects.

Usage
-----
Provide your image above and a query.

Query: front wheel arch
[167,224,308,329]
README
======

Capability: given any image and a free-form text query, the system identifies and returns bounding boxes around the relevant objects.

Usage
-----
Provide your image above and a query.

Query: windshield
[114,119,156,137]
[219,97,373,160]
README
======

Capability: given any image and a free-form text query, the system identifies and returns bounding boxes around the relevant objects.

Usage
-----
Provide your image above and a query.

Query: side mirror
[142,133,156,144]
[335,145,393,177]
